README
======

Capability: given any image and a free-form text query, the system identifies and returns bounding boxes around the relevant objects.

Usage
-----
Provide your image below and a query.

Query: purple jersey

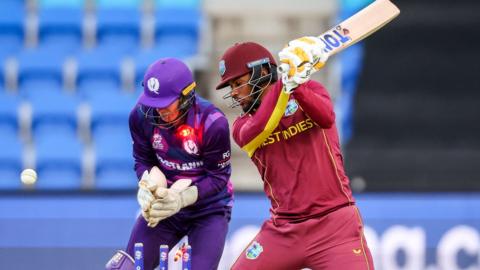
[129,95,233,215]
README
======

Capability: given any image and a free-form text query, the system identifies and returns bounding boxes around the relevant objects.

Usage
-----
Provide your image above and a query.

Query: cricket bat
[278,0,400,73]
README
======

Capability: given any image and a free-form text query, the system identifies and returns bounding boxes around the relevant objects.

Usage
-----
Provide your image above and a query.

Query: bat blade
[278,0,400,74]
[320,0,400,57]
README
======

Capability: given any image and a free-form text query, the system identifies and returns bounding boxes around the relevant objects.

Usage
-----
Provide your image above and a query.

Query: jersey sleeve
[194,114,232,200]
[232,83,290,157]
[128,107,157,180]
[292,80,335,128]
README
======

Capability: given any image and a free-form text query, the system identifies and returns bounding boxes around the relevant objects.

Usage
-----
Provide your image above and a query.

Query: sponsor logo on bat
[319,26,352,54]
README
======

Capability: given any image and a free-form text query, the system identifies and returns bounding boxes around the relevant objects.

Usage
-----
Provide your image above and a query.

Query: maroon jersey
[233,80,355,225]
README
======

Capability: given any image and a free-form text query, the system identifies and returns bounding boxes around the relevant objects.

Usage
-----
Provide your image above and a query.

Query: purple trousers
[126,211,230,270]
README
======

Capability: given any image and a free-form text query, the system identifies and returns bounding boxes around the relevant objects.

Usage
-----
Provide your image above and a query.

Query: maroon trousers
[231,205,374,270]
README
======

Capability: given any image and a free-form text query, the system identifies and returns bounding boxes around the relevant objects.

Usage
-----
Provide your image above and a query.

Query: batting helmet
[216,42,277,90]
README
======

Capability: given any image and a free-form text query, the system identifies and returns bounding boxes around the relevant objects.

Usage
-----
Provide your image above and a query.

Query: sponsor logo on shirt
[245,241,263,260]
[284,99,298,117]
[152,133,167,151]
[156,154,204,171]
[217,150,231,168]
[353,248,363,255]
[261,118,316,147]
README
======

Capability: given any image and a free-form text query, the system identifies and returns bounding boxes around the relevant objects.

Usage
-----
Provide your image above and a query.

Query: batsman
[216,38,374,269]
[106,58,233,270]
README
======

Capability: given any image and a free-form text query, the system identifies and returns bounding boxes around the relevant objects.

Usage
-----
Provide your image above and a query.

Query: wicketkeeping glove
[136,166,167,222]
[147,179,198,227]
[278,36,329,93]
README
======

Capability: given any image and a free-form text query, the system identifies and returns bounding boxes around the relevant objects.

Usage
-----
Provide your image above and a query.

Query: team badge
[183,139,199,155]
[284,99,299,117]
[245,241,263,260]
[147,77,160,94]
[219,60,226,76]
[152,132,167,151]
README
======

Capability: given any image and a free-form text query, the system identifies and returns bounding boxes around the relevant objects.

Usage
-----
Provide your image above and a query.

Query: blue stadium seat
[155,0,200,9]
[96,8,141,54]
[38,8,84,54]
[19,78,65,95]
[0,34,22,60]
[133,46,190,86]
[95,0,142,9]
[76,47,124,92]
[17,47,66,89]
[77,79,120,99]
[95,0,145,9]
[0,124,23,189]
[93,123,136,189]
[0,90,21,132]
[35,128,83,189]
[27,88,80,136]
[0,0,24,81]
[88,90,137,132]
[38,0,85,9]
[154,9,200,55]
[0,1,24,40]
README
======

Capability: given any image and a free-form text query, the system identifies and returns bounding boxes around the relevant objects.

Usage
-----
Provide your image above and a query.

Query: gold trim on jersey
[241,89,290,157]
[253,154,280,224]
[321,129,352,203]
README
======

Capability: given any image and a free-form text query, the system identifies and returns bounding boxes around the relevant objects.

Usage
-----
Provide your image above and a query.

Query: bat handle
[277,63,290,74]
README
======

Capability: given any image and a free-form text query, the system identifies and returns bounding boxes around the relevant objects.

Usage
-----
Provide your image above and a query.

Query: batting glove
[147,179,198,227]
[290,36,329,72]
[278,36,329,93]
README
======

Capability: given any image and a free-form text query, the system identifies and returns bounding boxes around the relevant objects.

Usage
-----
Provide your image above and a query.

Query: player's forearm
[293,82,335,128]
[134,162,153,180]
[132,141,158,179]
[193,170,231,200]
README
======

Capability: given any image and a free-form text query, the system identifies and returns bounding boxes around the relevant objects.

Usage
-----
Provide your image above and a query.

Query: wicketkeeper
[106,58,233,270]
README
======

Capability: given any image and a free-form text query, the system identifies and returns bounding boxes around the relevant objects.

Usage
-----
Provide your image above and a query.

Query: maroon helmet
[216,42,277,90]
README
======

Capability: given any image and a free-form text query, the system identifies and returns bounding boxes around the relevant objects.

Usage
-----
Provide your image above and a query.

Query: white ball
[21,169,37,185]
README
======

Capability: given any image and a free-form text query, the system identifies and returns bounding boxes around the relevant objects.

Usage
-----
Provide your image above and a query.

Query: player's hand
[137,170,155,212]
[278,36,328,92]
[136,166,168,222]
[147,179,198,227]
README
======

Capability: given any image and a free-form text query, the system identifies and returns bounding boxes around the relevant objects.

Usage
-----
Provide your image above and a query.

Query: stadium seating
[26,88,80,137]
[155,0,200,9]
[0,124,23,189]
[38,7,84,54]
[16,47,66,90]
[154,8,200,55]
[0,1,25,88]
[88,90,137,130]
[93,123,137,189]
[96,8,141,54]
[95,0,142,9]
[0,91,21,132]
[75,46,124,95]
[0,0,202,190]
[34,128,84,189]
[133,46,188,85]
[38,0,85,9]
